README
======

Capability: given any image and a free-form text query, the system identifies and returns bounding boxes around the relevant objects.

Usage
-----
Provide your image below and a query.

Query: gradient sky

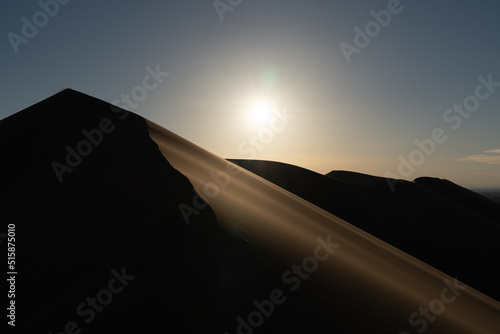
[1,0,500,187]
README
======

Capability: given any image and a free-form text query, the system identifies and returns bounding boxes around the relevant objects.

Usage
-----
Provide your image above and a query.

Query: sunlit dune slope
[229,160,500,301]
[148,120,500,333]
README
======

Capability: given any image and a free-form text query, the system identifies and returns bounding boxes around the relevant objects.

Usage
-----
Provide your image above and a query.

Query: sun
[246,99,274,125]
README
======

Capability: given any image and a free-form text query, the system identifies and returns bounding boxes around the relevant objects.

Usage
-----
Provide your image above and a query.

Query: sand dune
[326,169,390,187]
[414,177,500,223]
[229,159,500,301]
[149,123,500,333]
[2,89,499,333]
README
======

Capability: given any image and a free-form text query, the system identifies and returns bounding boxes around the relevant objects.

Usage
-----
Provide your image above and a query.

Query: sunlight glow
[246,99,274,125]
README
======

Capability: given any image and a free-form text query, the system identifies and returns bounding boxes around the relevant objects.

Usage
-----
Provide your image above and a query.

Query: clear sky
[1,0,499,187]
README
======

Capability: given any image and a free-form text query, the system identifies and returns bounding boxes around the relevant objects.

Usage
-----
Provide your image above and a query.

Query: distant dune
[414,177,500,222]
[2,89,500,333]
[326,169,389,187]
[474,188,500,203]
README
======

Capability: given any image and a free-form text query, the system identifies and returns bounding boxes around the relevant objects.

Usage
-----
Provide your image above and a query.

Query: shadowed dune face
[414,177,500,223]
[2,90,500,333]
[1,89,226,332]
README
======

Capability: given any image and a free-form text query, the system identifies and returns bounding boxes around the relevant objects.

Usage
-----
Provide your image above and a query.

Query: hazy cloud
[459,149,500,164]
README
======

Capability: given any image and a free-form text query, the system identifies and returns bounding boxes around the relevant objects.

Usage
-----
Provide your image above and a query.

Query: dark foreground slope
[0,90,272,333]
[230,160,500,301]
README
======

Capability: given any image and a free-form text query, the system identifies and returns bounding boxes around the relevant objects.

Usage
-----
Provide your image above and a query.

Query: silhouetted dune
[2,90,500,333]
[414,177,500,224]
[326,170,388,187]
[1,89,236,333]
